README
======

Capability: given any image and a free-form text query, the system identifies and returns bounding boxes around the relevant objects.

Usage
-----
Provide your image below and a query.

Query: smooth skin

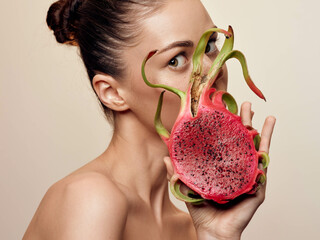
[23,0,276,239]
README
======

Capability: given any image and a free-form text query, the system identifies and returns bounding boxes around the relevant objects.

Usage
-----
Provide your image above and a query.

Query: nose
[201,54,214,75]
[199,52,228,91]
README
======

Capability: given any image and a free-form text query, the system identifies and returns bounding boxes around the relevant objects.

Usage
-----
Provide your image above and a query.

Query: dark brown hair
[46,0,164,122]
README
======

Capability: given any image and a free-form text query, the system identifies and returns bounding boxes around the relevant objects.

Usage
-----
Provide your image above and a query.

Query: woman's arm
[23,172,128,240]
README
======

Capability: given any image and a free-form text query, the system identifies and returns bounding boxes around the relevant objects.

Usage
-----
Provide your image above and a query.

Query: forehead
[138,0,214,51]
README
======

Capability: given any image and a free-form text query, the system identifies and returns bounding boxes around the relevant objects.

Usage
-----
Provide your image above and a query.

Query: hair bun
[46,0,84,45]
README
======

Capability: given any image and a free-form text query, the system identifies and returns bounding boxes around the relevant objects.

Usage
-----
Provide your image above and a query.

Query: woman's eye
[168,54,187,68]
[205,39,217,54]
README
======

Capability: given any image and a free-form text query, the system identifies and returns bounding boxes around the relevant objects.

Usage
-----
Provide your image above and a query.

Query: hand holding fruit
[164,102,276,240]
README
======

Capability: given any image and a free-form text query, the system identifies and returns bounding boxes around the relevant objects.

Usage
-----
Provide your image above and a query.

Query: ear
[92,74,129,112]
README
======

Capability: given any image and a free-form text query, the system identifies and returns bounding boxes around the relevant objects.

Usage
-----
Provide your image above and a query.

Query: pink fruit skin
[164,88,264,204]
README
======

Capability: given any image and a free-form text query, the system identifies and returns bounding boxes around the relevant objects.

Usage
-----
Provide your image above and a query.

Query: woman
[23,0,276,239]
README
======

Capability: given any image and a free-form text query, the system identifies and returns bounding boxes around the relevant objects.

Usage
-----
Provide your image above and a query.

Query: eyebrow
[157,26,219,55]
[157,40,194,54]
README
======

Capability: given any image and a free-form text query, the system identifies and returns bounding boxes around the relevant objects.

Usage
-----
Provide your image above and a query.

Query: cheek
[126,64,190,132]
[160,91,182,131]
[146,67,191,130]
[157,69,191,93]
[128,78,161,128]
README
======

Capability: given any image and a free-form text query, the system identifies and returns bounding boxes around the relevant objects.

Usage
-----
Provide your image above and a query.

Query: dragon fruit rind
[141,26,270,204]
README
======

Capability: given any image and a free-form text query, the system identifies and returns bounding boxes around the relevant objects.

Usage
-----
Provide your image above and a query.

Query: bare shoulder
[23,172,128,240]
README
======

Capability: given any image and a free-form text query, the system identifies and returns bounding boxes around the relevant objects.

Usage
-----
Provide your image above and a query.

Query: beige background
[1,0,319,239]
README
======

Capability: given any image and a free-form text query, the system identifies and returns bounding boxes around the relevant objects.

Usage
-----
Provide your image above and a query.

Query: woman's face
[120,0,228,132]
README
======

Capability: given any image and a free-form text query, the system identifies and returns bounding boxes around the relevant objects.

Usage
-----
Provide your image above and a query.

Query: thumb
[163,157,174,181]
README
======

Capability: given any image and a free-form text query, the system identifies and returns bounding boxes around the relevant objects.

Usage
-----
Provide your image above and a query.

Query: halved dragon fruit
[141,26,269,204]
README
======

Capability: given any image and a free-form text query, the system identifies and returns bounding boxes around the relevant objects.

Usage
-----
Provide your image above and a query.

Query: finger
[164,157,174,181]
[240,102,252,127]
[259,116,276,154]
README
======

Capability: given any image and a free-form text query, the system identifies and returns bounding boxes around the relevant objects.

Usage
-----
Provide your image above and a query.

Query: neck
[100,111,172,209]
